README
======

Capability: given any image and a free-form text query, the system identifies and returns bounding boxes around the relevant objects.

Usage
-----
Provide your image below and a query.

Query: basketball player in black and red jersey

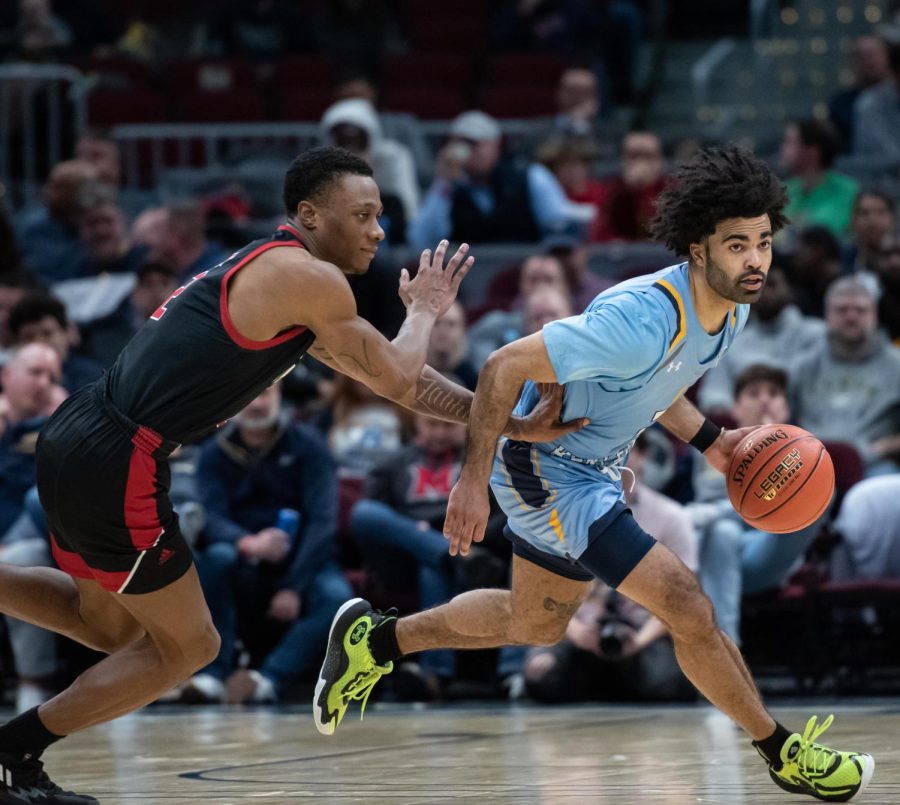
[0,147,580,804]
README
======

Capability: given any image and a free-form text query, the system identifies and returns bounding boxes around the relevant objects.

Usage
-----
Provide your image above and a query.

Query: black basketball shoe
[0,751,99,804]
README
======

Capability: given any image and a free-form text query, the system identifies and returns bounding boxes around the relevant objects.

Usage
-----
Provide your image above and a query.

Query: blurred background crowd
[0,0,898,712]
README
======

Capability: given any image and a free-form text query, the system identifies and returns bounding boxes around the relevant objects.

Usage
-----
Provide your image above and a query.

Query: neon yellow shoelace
[343,661,388,720]
[794,715,840,776]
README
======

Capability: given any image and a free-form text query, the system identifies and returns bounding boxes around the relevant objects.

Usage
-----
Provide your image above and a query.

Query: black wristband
[689,418,721,453]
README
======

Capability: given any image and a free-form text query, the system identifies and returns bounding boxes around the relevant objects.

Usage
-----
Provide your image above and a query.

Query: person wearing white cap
[408,110,595,252]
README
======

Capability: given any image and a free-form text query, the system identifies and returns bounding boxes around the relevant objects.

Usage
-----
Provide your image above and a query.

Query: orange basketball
[726,424,834,533]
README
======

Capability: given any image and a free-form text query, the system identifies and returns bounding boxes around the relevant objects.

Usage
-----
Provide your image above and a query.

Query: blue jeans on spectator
[699,514,821,643]
[195,542,351,696]
[351,499,456,678]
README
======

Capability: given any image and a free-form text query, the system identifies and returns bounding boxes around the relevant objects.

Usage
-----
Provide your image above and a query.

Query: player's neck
[687,265,732,334]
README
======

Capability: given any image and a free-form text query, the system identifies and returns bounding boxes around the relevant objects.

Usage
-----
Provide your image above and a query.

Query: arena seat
[274,55,335,92]
[480,84,557,118]
[276,87,339,121]
[385,53,475,92]
[178,89,267,123]
[88,87,168,126]
[382,87,465,120]
[486,53,568,87]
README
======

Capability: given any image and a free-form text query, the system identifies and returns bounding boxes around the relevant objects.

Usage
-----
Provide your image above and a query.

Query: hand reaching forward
[399,239,474,318]
[507,383,589,443]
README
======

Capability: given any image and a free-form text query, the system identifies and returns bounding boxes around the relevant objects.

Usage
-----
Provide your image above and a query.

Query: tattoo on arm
[414,373,472,422]
[543,596,581,619]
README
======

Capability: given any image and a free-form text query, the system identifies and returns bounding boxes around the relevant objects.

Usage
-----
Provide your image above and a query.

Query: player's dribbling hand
[508,383,589,443]
[443,480,490,557]
[399,240,474,318]
[703,425,758,475]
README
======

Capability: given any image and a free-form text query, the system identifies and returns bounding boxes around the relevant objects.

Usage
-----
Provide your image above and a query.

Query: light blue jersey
[491,262,749,568]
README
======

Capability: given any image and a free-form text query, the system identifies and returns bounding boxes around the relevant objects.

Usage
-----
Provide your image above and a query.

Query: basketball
[726,424,834,533]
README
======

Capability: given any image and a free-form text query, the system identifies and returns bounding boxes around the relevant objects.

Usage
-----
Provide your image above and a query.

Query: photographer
[522,432,697,703]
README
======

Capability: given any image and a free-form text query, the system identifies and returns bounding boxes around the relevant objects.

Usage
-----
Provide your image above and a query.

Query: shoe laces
[343,657,391,721]
[794,715,839,776]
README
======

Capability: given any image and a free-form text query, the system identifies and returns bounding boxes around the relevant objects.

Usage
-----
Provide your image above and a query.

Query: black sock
[753,723,793,770]
[369,617,402,666]
[0,707,63,759]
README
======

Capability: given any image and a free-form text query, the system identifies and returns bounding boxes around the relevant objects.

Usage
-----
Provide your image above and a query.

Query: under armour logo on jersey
[666,361,682,373]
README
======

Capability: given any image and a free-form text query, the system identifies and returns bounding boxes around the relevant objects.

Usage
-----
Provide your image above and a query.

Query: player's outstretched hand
[704,425,758,475]
[508,383,589,443]
[443,479,490,557]
[399,239,474,318]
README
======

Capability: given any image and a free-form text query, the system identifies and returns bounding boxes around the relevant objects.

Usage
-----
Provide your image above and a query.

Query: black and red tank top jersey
[105,224,316,444]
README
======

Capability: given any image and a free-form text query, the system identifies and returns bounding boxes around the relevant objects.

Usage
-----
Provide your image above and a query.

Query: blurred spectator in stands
[552,68,602,137]
[829,35,892,153]
[853,37,900,164]
[544,233,613,311]
[54,0,120,58]
[831,475,900,580]
[788,225,844,317]
[538,137,608,240]
[207,0,311,59]
[492,0,596,54]
[321,374,409,475]
[427,303,478,390]
[322,0,401,78]
[409,111,595,252]
[0,273,37,348]
[523,432,696,703]
[8,293,102,393]
[698,267,824,413]
[130,207,168,252]
[0,343,64,712]
[74,129,156,219]
[14,160,97,284]
[790,277,900,470]
[156,200,229,281]
[320,98,419,237]
[468,255,571,366]
[593,131,669,243]
[875,229,900,345]
[693,365,823,643]
[185,382,351,704]
[81,259,180,367]
[780,119,859,237]
[75,186,147,277]
[16,0,72,61]
[843,189,897,277]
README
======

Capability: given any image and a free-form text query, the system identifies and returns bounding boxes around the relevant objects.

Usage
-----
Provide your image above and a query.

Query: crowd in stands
[0,1,898,711]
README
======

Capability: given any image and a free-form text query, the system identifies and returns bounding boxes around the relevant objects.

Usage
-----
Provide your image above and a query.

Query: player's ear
[689,240,705,267]
[297,200,318,230]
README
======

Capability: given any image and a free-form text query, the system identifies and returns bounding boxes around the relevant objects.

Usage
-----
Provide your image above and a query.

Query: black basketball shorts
[36,384,194,594]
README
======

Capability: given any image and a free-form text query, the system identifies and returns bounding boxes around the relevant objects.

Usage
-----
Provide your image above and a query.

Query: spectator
[350,409,506,699]
[0,343,64,713]
[552,68,602,138]
[544,233,613,311]
[156,200,229,281]
[875,229,900,344]
[206,0,310,59]
[592,131,670,242]
[184,383,352,704]
[75,187,147,276]
[408,111,595,251]
[8,293,103,393]
[427,303,479,390]
[16,0,72,61]
[81,259,180,367]
[0,272,38,348]
[468,254,571,367]
[853,37,900,164]
[789,225,844,317]
[538,137,608,238]
[843,190,897,277]
[790,277,900,469]
[13,160,97,283]
[698,267,824,413]
[320,98,419,236]
[491,0,597,54]
[523,433,696,703]
[694,365,824,643]
[829,35,892,152]
[130,207,168,252]
[831,475,900,581]
[780,119,859,237]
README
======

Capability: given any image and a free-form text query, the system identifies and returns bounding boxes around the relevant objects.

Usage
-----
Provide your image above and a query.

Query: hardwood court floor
[33,701,900,804]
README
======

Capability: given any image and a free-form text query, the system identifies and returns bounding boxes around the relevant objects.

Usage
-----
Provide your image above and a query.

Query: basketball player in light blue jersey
[317,147,874,802]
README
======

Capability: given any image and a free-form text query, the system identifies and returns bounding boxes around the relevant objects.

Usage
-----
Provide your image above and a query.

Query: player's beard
[704,246,765,304]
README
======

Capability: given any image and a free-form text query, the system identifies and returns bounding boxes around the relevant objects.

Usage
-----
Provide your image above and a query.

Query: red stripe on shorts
[124,427,164,551]
[50,533,129,592]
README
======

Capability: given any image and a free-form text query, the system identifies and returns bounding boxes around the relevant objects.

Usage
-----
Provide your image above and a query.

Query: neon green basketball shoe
[765,715,875,802]
[313,598,395,736]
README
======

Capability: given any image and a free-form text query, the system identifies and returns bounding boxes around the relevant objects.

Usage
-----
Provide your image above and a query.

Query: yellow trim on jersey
[549,508,566,543]
[530,447,558,506]
[730,305,737,328]
[656,278,687,353]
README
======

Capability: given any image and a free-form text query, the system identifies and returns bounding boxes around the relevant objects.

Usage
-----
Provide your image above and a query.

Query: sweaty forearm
[657,395,705,443]
[397,365,473,423]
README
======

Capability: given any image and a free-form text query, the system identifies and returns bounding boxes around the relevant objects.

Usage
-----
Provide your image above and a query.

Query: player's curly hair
[649,146,788,256]
[283,146,373,215]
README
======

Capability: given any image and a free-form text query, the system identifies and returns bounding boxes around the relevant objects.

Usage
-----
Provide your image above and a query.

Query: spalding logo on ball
[727,424,835,533]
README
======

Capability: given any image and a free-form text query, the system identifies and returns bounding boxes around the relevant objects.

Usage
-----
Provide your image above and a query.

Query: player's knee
[666,585,717,643]
[190,622,221,670]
